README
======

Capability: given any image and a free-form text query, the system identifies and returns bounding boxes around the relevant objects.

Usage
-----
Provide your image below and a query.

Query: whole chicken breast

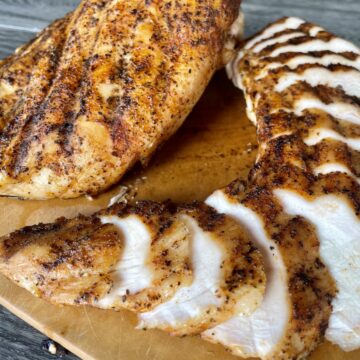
[202,17,360,359]
[0,0,242,199]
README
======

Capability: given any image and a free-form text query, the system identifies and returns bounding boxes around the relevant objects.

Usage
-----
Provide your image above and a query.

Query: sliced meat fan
[0,201,265,336]
[204,16,360,359]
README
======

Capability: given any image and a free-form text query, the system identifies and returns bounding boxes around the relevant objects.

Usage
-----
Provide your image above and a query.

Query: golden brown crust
[0,199,265,328]
[221,16,360,359]
[101,201,193,312]
[0,213,121,305]
[0,201,183,309]
[0,0,241,199]
[0,15,70,130]
[223,179,336,359]
[150,202,266,336]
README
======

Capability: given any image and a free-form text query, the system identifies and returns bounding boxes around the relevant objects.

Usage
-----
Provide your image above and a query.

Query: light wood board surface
[0,1,359,359]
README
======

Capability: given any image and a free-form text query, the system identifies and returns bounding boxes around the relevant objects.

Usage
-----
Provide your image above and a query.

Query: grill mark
[244,16,297,50]
[248,28,307,52]
[0,0,239,198]
[252,87,360,149]
[53,0,114,195]
[0,17,70,130]
[6,44,69,175]
[254,21,321,43]
[0,19,70,170]
[258,109,360,145]
[259,81,360,113]
[67,1,144,161]
[41,2,105,157]
[310,139,360,177]
[237,17,360,190]
[273,62,360,75]
[56,10,107,158]
[257,33,335,57]
[262,50,360,65]
[6,0,104,175]
[270,63,360,99]
[294,84,360,108]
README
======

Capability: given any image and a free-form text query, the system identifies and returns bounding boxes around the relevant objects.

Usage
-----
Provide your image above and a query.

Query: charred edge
[0,21,70,174]
[0,214,101,260]
[262,50,359,66]
[256,32,334,56]
[179,201,226,232]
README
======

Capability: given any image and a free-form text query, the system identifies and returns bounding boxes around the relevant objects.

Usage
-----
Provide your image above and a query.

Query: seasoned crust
[0,0,241,199]
[0,199,265,327]
[218,16,360,358]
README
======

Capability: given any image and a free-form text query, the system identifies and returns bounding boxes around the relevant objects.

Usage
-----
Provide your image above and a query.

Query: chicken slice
[137,203,265,336]
[202,180,335,359]
[0,201,265,334]
[276,189,360,352]
[202,189,289,359]
[0,0,242,199]
[205,16,360,358]
[94,202,194,312]
[0,201,192,312]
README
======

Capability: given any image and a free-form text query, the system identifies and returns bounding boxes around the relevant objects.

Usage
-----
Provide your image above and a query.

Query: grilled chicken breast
[1,15,359,360]
[203,17,360,359]
[0,0,242,199]
[0,201,265,335]
[137,207,266,336]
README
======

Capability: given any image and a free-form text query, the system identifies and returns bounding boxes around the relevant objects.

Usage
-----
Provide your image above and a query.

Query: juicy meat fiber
[0,0,241,199]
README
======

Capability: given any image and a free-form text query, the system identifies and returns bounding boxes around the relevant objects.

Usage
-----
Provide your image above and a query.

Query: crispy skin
[0,200,265,335]
[0,0,241,199]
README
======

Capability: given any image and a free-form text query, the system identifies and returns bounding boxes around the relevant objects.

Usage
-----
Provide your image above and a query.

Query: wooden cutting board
[0,71,359,360]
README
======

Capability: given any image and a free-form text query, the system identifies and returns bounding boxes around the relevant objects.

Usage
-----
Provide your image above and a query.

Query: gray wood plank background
[0,0,358,359]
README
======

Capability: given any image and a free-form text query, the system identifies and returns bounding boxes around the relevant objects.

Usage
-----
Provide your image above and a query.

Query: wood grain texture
[0,306,78,360]
[0,29,34,56]
[0,0,75,31]
[0,0,359,359]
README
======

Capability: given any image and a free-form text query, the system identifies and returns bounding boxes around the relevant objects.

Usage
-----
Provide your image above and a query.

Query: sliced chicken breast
[0,201,265,334]
[0,0,242,199]
[202,189,290,359]
[202,179,335,359]
[1,14,359,360]
[137,203,265,336]
[0,201,192,312]
[204,16,360,358]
